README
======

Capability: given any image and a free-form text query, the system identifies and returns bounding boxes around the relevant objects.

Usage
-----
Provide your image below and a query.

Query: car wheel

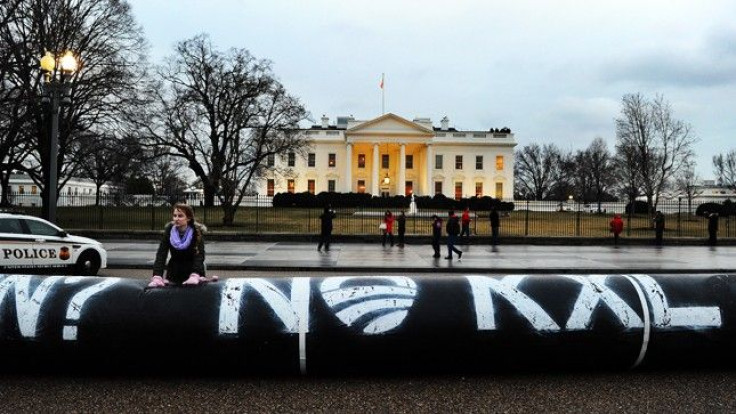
[76,251,101,276]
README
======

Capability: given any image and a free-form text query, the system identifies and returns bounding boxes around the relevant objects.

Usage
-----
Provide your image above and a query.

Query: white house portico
[258,113,516,200]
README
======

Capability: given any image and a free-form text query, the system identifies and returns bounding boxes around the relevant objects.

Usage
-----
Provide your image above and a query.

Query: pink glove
[182,273,201,285]
[148,275,165,287]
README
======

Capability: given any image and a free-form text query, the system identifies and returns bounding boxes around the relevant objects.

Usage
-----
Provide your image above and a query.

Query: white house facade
[256,113,517,200]
[3,173,115,207]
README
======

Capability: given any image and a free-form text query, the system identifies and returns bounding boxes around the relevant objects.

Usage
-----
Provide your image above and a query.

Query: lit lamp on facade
[382,173,390,185]
[39,50,79,223]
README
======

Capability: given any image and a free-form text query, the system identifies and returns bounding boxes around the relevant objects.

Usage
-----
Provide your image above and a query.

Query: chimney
[321,114,329,129]
[440,116,449,131]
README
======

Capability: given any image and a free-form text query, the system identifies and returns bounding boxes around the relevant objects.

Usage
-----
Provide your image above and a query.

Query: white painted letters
[563,275,643,330]
[62,277,122,340]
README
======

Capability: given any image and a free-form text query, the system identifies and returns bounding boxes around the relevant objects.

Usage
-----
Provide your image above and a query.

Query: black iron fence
[2,193,733,239]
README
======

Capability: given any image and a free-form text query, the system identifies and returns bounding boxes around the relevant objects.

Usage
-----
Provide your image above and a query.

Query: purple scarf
[170,226,194,250]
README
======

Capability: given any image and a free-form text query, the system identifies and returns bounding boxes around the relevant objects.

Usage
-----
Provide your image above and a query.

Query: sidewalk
[103,240,736,274]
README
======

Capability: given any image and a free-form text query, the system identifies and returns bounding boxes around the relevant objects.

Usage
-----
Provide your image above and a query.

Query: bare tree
[76,133,144,205]
[140,34,310,225]
[675,160,701,218]
[586,137,615,211]
[0,0,149,215]
[615,93,696,213]
[514,143,562,200]
[713,149,736,191]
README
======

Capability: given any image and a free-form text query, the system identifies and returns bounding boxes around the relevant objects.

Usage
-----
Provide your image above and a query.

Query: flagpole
[381,73,385,115]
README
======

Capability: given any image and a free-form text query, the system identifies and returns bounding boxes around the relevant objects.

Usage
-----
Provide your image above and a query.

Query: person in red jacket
[382,210,395,247]
[609,214,624,246]
[460,207,471,240]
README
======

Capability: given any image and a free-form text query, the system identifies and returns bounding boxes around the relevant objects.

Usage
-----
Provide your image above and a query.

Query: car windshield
[25,219,62,236]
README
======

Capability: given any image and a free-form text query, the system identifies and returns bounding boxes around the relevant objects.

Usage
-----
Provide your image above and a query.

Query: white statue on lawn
[408,193,418,215]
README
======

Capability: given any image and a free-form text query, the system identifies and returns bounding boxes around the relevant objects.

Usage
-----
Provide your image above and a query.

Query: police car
[0,213,107,275]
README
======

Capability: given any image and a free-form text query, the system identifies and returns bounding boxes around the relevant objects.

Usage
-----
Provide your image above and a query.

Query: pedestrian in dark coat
[149,203,207,287]
[490,207,500,246]
[397,210,407,247]
[653,211,665,246]
[708,212,719,246]
[445,210,463,260]
[318,206,336,251]
[431,215,443,258]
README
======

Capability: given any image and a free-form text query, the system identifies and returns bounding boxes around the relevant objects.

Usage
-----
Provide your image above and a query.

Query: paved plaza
[104,240,736,273]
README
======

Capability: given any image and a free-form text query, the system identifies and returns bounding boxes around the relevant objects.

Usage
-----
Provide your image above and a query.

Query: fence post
[308,207,312,234]
[151,198,155,230]
[677,197,682,237]
[256,196,260,234]
[575,202,581,237]
[525,199,529,236]
[98,205,103,230]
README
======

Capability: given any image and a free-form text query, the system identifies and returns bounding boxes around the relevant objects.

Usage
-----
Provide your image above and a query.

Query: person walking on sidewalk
[431,214,443,258]
[382,210,395,247]
[460,207,471,241]
[708,212,719,246]
[609,213,624,246]
[397,210,407,247]
[490,206,500,247]
[149,203,207,287]
[318,205,336,251]
[445,210,463,260]
[653,211,665,246]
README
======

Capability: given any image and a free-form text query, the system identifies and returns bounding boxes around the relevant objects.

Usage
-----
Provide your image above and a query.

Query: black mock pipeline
[0,274,734,374]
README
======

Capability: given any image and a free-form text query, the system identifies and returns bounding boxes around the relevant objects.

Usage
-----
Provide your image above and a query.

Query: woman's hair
[173,203,203,252]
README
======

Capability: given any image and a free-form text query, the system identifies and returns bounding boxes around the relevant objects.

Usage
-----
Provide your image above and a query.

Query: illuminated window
[476,156,483,170]
[328,180,336,192]
[435,154,443,169]
[287,179,295,194]
[406,155,413,169]
[328,153,336,167]
[358,154,366,168]
[455,155,463,170]
[288,152,295,167]
[31,186,37,195]
[18,186,24,194]
[435,181,443,195]
[454,182,463,201]
[307,179,315,195]
[357,180,366,193]
[405,181,413,196]
[267,179,274,197]
[496,155,504,171]
[382,154,389,169]
[475,182,483,197]
[308,153,315,167]
[495,182,503,199]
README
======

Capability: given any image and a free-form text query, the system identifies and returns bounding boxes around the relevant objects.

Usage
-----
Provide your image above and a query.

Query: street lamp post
[39,51,78,223]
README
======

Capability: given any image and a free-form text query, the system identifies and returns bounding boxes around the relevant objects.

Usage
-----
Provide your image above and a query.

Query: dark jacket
[654,214,665,232]
[446,215,460,236]
[490,210,500,228]
[153,222,206,283]
[432,218,443,239]
[708,214,719,234]
[397,214,406,233]
[320,209,336,235]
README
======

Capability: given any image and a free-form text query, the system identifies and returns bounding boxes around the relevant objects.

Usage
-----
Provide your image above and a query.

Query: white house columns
[372,143,379,195]
[345,143,353,192]
[397,143,406,196]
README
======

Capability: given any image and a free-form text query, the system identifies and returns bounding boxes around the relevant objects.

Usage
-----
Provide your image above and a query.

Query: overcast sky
[128,0,736,179]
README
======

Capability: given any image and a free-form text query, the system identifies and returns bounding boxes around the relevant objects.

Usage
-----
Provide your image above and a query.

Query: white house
[256,113,517,200]
[3,172,114,207]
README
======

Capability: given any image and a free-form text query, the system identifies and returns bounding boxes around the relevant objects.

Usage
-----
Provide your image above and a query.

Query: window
[31,186,37,195]
[307,179,315,195]
[287,179,295,194]
[328,180,336,192]
[495,182,504,199]
[382,154,389,169]
[454,182,463,201]
[18,186,24,194]
[358,154,366,168]
[405,181,413,196]
[476,156,483,170]
[496,155,504,171]
[357,180,366,193]
[455,155,463,170]
[405,155,413,169]
[267,180,274,197]
[0,218,23,233]
[288,152,295,167]
[435,154,443,169]
[475,182,483,197]
[267,154,275,167]
[328,153,336,167]
[308,153,315,167]
[434,181,443,195]
[25,219,60,236]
